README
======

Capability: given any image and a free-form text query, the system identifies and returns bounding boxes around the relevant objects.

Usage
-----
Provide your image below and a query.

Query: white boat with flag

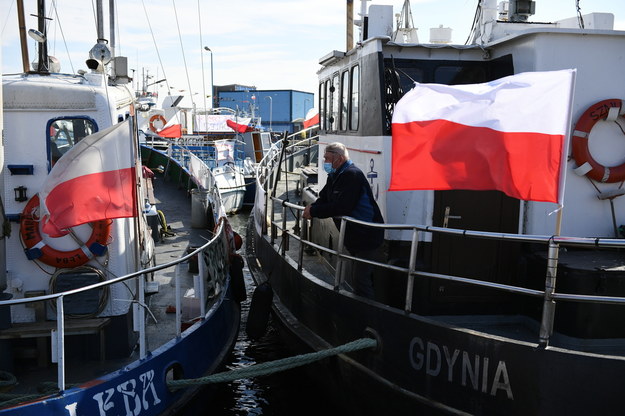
[246,1,625,414]
[140,101,271,214]
[0,1,242,414]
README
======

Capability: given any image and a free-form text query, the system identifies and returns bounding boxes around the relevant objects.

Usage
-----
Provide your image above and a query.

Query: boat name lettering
[408,336,513,400]
[92,369,162,416]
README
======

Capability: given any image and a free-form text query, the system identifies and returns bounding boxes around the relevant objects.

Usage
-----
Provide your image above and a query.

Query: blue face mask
[323,162,335,174]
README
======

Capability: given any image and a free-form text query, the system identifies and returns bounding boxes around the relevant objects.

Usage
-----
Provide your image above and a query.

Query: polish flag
[303,108,319,128]
[40,120,137,237]
[389,70,576,203]
[226,119,254,133]
[158,123,182,138]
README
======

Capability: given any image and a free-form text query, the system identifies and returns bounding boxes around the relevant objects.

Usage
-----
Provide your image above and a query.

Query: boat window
[340,70,349,131]
[329,74,340,131]
[434,66,487,85]
[381,55,513,135]
[319,82,326,130]
[350,65,359,131]
[48,118,97,167]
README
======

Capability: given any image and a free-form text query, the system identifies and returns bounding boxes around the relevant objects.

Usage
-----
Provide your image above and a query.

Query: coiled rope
[168,337,377,390]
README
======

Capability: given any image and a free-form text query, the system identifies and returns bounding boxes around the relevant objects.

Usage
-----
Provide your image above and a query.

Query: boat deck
[264,165,625,358]
[0,175,213,397]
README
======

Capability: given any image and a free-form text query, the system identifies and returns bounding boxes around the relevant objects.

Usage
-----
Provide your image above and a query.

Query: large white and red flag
[40,120,137,237]
[389,70,576,203]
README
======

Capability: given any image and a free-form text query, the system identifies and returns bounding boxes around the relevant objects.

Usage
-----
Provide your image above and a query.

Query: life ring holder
[571,98,625,183]
[149,114,167,133]
[19,194,111,268]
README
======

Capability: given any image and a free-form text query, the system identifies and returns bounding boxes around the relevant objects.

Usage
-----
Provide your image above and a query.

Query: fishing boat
[246,0,625,414]
[0,1,241,414]
[140,103,266,214]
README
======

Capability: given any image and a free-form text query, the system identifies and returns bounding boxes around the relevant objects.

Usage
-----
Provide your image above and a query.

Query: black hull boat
[248,227,625,415]
[246,1,625,414]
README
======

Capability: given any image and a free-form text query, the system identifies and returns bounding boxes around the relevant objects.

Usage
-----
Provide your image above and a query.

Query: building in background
[216,86,314,134]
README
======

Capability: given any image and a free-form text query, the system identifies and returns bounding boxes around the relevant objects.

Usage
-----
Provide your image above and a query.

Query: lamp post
[304,98,312,120]
[203,46,214,108]
[265,96,273,131]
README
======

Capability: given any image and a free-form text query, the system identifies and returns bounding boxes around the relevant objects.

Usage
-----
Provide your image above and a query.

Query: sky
[2,0,625,105]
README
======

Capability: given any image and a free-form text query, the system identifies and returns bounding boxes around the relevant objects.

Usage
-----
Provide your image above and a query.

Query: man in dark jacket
[303,142,384,299]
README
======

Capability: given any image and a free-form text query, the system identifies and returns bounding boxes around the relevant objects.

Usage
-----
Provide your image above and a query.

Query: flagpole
[127,105,142,266]
[128,107,148,358]
[538,69,577,347]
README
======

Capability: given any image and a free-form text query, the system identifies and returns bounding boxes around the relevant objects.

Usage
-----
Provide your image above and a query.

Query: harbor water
[187,209,341,415]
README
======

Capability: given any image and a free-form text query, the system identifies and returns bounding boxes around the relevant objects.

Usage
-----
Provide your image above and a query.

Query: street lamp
[203,46,214,108]
[304,98,312,122]
[265,96,273,131]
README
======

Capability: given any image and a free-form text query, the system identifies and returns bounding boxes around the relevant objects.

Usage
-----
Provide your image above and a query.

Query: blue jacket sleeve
[309,169,362,219]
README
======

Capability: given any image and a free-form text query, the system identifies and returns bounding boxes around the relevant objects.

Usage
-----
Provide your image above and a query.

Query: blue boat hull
[1,289,240,416]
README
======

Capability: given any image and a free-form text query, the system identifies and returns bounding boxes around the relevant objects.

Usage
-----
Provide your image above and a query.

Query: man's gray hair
[325,142,349,159]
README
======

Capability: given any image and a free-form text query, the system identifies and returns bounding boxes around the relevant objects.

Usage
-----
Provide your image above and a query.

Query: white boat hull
[214,165,246,214]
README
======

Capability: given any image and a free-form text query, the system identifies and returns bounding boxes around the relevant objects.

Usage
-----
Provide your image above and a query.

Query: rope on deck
[168,337,377,390]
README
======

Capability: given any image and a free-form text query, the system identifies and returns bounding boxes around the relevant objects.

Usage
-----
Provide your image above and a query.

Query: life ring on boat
[571,98,625,183]
[149,114,167,133]
[19,194,111,268]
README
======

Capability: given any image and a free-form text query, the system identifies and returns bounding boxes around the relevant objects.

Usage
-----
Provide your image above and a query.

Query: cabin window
[320,81,328,130]
[434,66,487,85]
[350,65,359,131]
[48,117,97,167]
[381,55,513,135]
[340,70,349,131]
[329,74,340,131]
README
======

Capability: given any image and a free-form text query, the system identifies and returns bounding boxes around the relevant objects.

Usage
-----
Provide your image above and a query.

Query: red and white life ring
[572,98,625,183]
[20,194,111,268]
[149,114,167,133]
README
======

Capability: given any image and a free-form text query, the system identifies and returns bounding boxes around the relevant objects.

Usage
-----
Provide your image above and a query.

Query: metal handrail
[256,140,625,349]
[0,224,224,392]
[0,146,227,392]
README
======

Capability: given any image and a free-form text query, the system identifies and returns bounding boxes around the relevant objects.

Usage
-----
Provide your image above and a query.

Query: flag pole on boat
[538,69,577,348]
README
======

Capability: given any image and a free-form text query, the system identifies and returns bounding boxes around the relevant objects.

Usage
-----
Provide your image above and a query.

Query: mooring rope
[168,337,377,390]
[0,338,376,408]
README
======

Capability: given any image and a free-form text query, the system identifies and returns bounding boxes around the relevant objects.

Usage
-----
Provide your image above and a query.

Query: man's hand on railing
[303,205,312,220]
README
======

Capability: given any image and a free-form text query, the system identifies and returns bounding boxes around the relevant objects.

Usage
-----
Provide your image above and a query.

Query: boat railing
[255,140,625,349]
[0,221,226,393]
[0,145,229,392]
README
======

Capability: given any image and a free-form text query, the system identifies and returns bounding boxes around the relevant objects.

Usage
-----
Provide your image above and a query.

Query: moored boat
[140,104,268,214]
[246,1,625,414]
[0,1,241,414]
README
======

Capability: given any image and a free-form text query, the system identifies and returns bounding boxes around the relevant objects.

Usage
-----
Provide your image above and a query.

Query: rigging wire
[466,0,482,45]
[198,0,208,121]
[114,0,122,57]
[140,3,172,86]
[172,0,196,110]
[90,0,97,38]
[141,0,178,123]
[576,0,585,29]
[0,1,16,38]
[50,0,75,74]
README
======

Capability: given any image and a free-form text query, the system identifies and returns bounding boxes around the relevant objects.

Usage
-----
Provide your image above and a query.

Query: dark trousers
[344,245,384,300]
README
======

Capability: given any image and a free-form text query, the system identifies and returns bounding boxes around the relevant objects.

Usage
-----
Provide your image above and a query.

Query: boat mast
[35,0,49,73]
[109,0,116,75]
[16,0,30,73]
[346,0,353,51]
